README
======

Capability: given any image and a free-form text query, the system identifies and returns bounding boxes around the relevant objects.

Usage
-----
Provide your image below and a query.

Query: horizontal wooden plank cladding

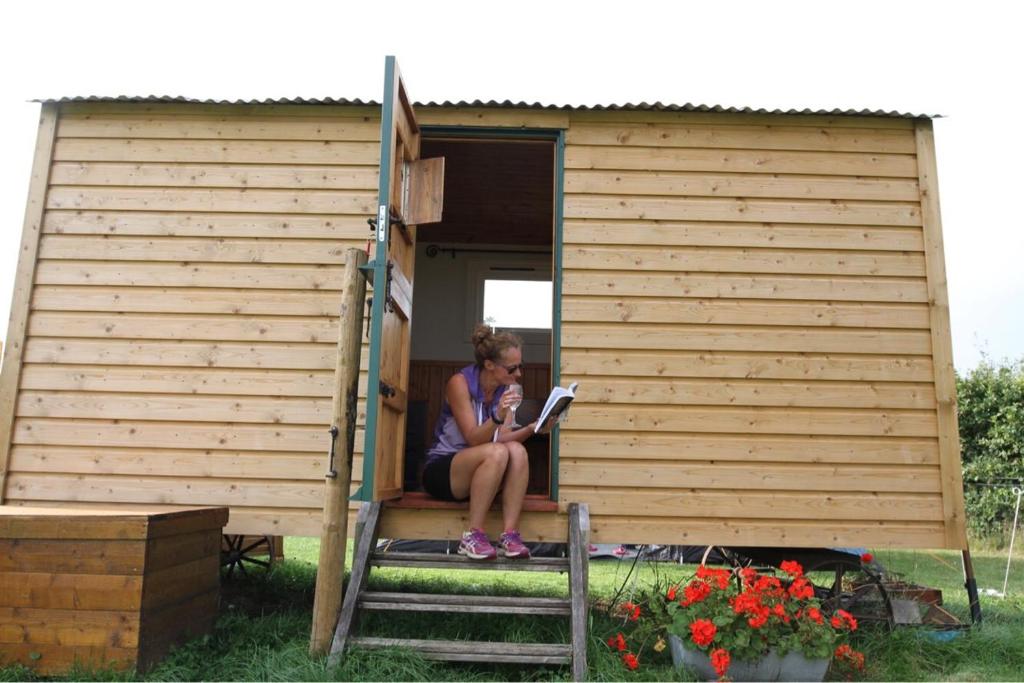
[566,245,926,277]
[0,605,142,647]
[564,271,928,302]
[567,110,916,130]
[2,500,324,538]
[561,350,934,382]
[23,339,337,370]
[53,139,380,165]
[562,298,930,328]
[32,286,342,316]
[562,323,931,355]
[564,169,920,201]
[565,145,918,178]
[12,418,338,452]
[56,114,380,141]
[0,572,142,610]
[38,235,358,265]
[559,432,939,465]
[561,486,942,521]
[16,391,329,425]
[50,162,379,191]
[588,515,946,548]
[564,221,924,252]
[562,459,941,493]
[47,187,376,215]
[20,365,333,397]
[8,446,324,480]
[566,195,921,226]
[566,122,917,154]
[43,211,370,239]
[567,405,937,437]
[0,538,146,574]
[575,377,934,410]
[35,261,347,290]
[28,312,338,343]
[5,473,323,509]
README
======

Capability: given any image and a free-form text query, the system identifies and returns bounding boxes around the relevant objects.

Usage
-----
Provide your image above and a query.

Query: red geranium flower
[682,579,712,606]
[830,609,858,631]
[747,608,769,629]
[630,605,641,621]
[666,584,678,601]
[806,606,823,624]
[861,552,874,563]
[779,560,804,577]
[607,632,627,652]
[710,648,731,678]
[622,652,639,670]
[689,618,717,647]
[835,644,865,670]
[739,566,757,586]
[697,565,731,589]
[787,577,814,600]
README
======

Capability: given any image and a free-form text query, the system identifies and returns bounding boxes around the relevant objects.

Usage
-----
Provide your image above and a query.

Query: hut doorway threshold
[328,502,589,680]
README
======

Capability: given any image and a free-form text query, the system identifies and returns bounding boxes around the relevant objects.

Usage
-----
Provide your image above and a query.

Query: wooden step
[349,637,572,665]
[358,591,571,616]
[385,491,559,512]
[371,551,569,572]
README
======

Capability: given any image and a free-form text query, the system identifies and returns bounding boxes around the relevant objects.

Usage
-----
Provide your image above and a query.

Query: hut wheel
[802,557,895,629]
[220,534,276,579]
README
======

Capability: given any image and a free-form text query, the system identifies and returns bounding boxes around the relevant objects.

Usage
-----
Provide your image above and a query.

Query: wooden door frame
[398,124,566,501]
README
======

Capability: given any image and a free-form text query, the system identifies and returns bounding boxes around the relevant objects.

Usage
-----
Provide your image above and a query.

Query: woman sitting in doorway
[422,324,542,560]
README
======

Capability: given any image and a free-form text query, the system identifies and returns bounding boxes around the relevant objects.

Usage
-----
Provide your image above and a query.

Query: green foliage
[957,357,1024,536]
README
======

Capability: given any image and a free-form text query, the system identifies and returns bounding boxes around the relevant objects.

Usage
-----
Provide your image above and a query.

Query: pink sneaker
[499,529,531,559]
[458,528,497,560]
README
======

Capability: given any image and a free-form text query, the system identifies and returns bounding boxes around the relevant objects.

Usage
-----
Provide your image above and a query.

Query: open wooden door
[357,56,444,501]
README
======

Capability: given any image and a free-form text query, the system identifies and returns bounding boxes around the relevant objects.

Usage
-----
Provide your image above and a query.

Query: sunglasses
[502,363,524,374]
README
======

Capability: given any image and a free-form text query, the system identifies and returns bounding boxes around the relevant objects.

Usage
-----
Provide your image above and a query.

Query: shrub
[957,357,1024,537]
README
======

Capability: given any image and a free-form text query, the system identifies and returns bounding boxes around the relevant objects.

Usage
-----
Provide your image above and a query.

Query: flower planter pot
[778,651,831,682]
[668,635,829,682]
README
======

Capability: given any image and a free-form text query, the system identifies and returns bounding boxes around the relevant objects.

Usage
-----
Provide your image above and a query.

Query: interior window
[482,279,552,330]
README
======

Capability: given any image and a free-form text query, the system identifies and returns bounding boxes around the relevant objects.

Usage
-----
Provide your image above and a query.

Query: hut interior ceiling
[418,137,554,246]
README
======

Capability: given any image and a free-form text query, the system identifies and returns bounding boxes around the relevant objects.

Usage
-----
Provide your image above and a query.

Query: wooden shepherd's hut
[0,60,967,555]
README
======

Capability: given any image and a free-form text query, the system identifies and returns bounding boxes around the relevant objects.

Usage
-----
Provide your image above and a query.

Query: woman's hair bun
[471,323,522,366]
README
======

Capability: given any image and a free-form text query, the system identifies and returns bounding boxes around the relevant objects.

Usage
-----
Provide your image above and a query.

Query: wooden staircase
[328,502,591,680]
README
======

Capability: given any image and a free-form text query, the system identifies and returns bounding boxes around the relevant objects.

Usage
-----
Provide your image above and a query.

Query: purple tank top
[426,364,507,462]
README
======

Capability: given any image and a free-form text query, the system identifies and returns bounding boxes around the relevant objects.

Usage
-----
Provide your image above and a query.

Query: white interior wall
[411,242,553,363]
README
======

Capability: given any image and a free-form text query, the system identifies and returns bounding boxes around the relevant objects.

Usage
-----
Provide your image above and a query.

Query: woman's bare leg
[501,442,530,531]
[450,442,510,530]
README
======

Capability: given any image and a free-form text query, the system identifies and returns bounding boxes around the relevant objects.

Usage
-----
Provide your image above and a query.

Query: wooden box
[0,506,228,674]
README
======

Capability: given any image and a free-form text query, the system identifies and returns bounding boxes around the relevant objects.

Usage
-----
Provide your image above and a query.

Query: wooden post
[309,248,368,655]
[569,503,590,682]
[0,103,58,503]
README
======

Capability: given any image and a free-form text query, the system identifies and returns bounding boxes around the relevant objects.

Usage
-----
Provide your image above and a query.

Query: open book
[532,382,578,433]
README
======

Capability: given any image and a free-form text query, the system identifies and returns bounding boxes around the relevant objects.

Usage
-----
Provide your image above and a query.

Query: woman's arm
[495,422,537,443]
[446,373,502,446]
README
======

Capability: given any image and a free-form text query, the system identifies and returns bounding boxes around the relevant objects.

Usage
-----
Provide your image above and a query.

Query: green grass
[3,539,1023,681]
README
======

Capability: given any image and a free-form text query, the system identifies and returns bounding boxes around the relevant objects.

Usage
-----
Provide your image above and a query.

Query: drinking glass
[505,383,523,427]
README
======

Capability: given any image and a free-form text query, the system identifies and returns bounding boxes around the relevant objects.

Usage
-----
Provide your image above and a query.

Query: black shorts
[422,453,468,502]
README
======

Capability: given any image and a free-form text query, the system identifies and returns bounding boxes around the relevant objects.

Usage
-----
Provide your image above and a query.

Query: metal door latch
[326,425,339,479]
[379,380,397,398]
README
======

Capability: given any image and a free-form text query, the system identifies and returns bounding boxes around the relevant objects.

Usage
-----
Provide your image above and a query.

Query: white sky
[1,0,1021,371]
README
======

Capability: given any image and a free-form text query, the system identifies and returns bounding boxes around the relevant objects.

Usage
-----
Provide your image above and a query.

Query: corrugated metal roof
[35,95,936,118]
